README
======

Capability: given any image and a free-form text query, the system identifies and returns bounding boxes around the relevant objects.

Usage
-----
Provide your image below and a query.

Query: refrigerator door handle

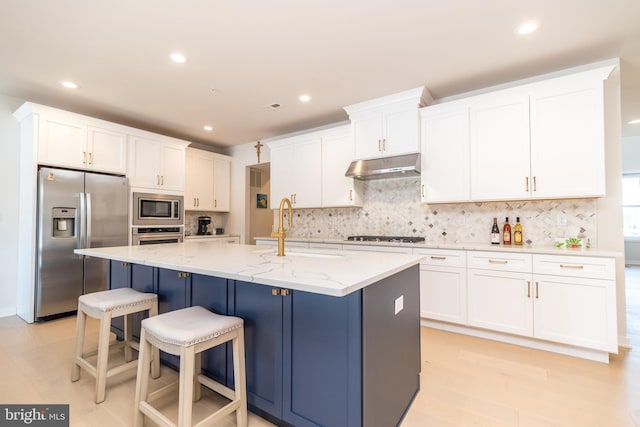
[85,192,92,249]
[77,192,86,257]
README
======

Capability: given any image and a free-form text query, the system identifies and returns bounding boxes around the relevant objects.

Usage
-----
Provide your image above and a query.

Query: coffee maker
[197,216,212,235]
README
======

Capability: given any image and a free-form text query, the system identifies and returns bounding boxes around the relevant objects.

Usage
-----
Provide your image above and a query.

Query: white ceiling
[1,0,640,149]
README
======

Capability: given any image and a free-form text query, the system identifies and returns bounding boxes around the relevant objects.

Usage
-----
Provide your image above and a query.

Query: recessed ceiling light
[299,94,311,102]
[60,81,78,89]
[517,21,539,35]
[203,125,213,131]
[629,119,640,125]
[170,52,187,63]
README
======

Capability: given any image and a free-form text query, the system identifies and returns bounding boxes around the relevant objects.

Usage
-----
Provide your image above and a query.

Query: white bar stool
[133,306,247,427]
[71,288,159,403]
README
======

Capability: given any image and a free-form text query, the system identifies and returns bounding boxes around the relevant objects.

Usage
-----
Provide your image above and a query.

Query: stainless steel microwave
[132,192,183,226]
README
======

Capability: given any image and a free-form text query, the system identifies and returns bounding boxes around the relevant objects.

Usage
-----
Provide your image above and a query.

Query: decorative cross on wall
[254,141,263,164]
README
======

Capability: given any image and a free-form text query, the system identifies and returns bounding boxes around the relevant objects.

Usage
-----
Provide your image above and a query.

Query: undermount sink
[255,249,345,259]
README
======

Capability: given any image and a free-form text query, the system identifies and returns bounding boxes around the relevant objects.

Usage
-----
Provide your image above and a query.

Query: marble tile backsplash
[281,177,598,246]
[184,212,226,236]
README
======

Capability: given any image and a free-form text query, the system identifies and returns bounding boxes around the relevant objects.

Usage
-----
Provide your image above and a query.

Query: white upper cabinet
[419,63,614,203]
[344,87,430,160]
[269,124,363,209]
[469,88,531,201]
[270,134,322,208]
[37,111,126,174]
[212,155,231,212]
[321,125,363,207]
[128,136,189,193]
[420,101,471,203]
[185,148,231,212]
[529,70,608,199]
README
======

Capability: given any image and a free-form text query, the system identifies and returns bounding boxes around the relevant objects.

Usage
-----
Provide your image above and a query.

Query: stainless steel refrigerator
[36,167,128,320]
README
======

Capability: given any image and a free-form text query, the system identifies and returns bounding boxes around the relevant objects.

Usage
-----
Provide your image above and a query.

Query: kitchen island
[76,241,423,427]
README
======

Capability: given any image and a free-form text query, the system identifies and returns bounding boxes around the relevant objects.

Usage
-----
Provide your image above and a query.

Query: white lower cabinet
[467,268,533,336]
[415,249,467,325]
[464,251,617,354]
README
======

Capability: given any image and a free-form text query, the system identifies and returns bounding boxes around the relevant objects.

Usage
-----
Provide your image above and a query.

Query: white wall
[227,142,271,243]
[0,93,25,317]
[622,136,640,174]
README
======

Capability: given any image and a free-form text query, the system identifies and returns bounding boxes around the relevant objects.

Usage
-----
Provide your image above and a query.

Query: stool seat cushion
[79,288,158,312]
[142,306,243,347]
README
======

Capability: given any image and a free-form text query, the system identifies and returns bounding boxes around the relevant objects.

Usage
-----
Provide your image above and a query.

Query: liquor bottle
[503,217,512,245]
[514,217,523,246]
[491,218,500,245]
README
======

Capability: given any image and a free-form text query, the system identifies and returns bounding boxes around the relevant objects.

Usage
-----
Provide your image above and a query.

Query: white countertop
[75,242,423,297]
[254,237,623,258]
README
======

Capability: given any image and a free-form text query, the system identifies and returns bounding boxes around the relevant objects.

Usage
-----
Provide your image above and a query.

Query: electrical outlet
[394,295,404,315]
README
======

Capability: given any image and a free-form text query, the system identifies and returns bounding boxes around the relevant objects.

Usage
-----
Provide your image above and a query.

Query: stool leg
[70,308,87,382]
[178,346,195,427]
[124,313,133,362]
[133,328,152,427]
[234,328,248,427]
[193,352,202,402]
[149,304,160,380]
[95,311,112,404]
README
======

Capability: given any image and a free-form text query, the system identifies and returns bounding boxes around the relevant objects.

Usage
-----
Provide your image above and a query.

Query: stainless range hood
[345,153,421,180]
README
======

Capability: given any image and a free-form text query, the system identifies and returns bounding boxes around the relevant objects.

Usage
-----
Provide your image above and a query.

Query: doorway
[246,163,272,245]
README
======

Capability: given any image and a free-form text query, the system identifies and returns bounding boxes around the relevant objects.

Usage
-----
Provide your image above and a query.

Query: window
[623,175,640,238]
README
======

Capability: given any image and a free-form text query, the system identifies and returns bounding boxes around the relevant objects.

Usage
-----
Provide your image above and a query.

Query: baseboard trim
[421,319,611,363]
[0,306,17,318]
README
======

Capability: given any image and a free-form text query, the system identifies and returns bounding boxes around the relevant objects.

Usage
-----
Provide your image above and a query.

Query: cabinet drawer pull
[560,264,584,269]
[272,289,281,296]
[430,256,446,260]
[488,259,508,264]
[535,281,539,299]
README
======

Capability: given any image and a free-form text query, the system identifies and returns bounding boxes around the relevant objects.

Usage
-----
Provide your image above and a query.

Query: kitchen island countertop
[75,241,423,297]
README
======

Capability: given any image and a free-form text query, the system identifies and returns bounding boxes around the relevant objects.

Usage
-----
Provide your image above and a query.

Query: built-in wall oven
[133,192,183,226]
[132,227,184,245]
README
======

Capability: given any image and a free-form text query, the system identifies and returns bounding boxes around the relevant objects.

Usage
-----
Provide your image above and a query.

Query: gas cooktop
[346,235,426,243]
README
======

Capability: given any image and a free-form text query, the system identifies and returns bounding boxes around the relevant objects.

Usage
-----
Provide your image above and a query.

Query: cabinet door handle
[120,261,129,267]
[527,281,531,298]
[382,138,386,151]
[161,175,164,186]
[349,189,353,201]
[488,259,508,264]
[421,184,425,198]
[281,289,290,296]
[83,151,87,164]
[535,281,539,299]
[157,175,161,186]
[197,198,200,207]
[272,288,281,296]
[214,199,217,208]
[560,264,584,269]
[430,256,446,260]
[533,176,537,192]
[378,139,382,152]
[88,152,93,165]
[525,176,529,192]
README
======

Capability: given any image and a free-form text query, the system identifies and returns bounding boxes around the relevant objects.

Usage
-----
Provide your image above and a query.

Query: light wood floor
[1,268,639,426]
